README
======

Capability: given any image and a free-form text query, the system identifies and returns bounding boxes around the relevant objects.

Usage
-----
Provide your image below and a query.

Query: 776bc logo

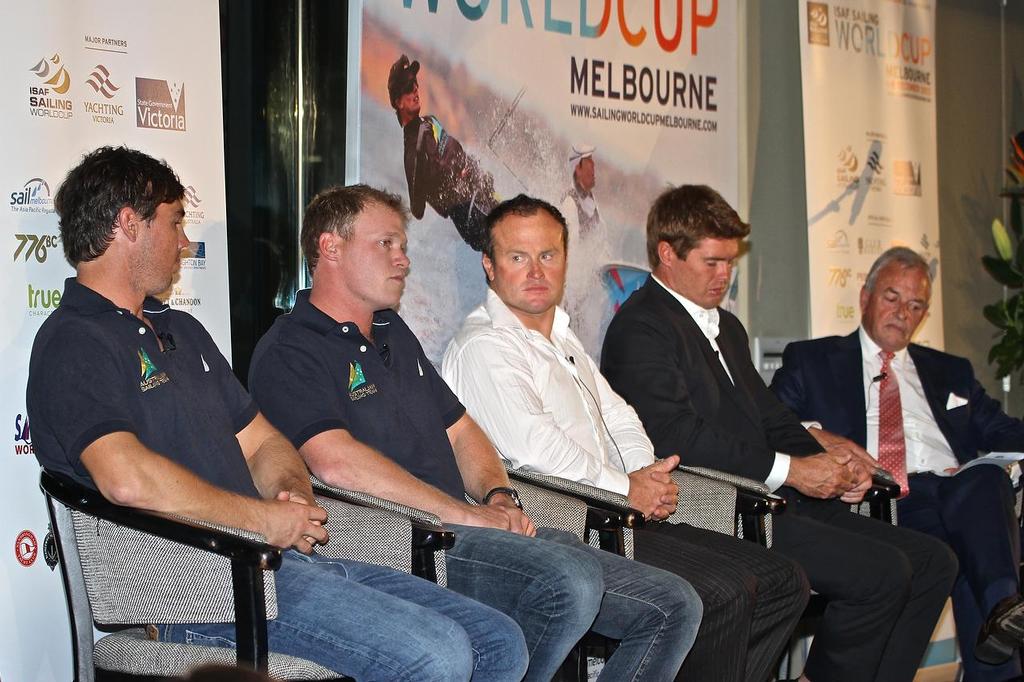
[13,234,59,263]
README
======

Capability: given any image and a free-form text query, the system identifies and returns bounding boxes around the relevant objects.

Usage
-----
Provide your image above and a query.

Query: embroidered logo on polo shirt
[347,361,377,401]
[138,348,169,392]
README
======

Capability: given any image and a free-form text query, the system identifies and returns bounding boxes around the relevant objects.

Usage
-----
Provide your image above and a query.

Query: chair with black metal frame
[42,468,453,681]
[505,461,784,680]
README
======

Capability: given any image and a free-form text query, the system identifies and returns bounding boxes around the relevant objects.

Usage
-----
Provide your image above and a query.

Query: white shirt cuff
[765,453,791,492]
[801,420,822,430]
[596,467,632,497]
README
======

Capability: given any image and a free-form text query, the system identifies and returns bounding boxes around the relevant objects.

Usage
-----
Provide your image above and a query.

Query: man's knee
[408,620,475,682]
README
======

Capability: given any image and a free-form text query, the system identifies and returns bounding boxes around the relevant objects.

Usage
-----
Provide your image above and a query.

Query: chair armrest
[40,469,280,671]
[850,473,900,524]
[41,470,281,567]
[865,472,901,501]
[504,463,645,528]
[736,488,787,516]
[311,475,446,529]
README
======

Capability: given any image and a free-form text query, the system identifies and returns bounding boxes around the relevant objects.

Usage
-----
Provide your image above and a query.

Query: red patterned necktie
[877,351,909,497]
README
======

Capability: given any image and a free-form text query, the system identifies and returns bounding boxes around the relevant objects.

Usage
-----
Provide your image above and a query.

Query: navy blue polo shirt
[249,290,468,500]
[27,278,260,498]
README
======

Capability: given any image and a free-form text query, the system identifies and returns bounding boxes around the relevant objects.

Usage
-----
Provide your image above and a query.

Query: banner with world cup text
[347,0,740,361]
[0,2,229,679]
[799,0,942,346]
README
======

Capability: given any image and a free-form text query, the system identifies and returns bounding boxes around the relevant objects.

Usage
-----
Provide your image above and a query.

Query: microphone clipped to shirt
[872,372,887,384]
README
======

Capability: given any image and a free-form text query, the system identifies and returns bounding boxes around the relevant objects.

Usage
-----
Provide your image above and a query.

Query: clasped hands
[791,428,880,502]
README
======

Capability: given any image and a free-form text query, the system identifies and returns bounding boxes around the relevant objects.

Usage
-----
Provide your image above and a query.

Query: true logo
[138,348,169,392]
[348,361,377,401]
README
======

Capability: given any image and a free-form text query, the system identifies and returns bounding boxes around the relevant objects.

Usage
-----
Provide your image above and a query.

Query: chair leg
[230,560,269,672]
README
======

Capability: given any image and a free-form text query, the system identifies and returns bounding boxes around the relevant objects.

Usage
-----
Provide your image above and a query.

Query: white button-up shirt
[441,289,656,495]
[859,327,959,474]
[650,275,793,491]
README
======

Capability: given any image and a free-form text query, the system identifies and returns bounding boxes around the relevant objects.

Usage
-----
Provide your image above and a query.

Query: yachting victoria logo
[183,184,205,224]
[83,64,124,125]
[28,53,73,119]
[348,361,377,401]
[9,178,54,213]
[807,2,830,46]
[138,347,169,392]
[136,77,186,131]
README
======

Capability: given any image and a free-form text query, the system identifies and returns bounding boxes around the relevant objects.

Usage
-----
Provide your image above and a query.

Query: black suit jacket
[770,331,1024,464]
[601,278,822,482]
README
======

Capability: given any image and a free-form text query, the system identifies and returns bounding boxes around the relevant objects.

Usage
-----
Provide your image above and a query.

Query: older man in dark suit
[602,185,957,682]
[772,247,1024,681]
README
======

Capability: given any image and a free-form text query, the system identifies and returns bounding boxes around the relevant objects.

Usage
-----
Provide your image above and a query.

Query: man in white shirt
[772,246,1024,681]
[443,193,810,682]
[601,184,958,682]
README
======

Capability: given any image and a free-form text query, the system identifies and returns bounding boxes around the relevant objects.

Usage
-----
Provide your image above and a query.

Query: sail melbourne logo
[136,77,186,131]
[10,178,54,214]
[807,3,830,46]
[13,413,32,456]
[28,53,73,119]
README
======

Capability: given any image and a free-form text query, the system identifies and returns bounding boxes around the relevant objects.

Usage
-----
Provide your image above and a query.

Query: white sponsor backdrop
[347,1,740,361]
[0,2,229,679]
[799,0,942,347]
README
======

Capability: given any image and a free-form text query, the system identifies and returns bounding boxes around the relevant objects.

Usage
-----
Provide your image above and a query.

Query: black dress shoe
[977,595,1024,664]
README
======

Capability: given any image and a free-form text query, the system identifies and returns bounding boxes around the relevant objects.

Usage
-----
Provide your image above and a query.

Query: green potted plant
[982,132,1024,382]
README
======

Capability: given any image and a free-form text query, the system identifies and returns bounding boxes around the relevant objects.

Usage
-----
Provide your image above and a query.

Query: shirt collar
[858,325,908,366]
[60,277,165,318]
[289,289,391,339]
[483,288,570,341]
[651,274,720,341]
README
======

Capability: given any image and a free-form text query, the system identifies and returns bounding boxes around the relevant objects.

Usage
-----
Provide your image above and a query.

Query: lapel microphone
[872,372,887,383]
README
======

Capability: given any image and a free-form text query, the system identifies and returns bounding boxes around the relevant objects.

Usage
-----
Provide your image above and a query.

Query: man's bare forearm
[300,428,473,524]
[448,414,510,501]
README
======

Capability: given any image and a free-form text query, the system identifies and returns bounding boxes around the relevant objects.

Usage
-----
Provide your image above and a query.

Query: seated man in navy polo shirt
[28,146,529,681]
[249,184,703,682]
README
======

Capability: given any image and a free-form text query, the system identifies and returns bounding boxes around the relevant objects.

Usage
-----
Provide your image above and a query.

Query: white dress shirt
[650,276,792,491]
[441,289,656,495]
[859,327,959,474]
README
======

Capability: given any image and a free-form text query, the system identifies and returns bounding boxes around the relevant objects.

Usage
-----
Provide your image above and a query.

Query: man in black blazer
[602,185,958,682]
[772,247,1024,681]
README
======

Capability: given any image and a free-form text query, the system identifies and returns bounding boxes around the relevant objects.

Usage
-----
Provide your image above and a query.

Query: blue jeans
[160,550,528,681]
[445,525,702,681]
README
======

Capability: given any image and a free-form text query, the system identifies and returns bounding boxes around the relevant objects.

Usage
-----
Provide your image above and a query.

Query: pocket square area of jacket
[946,392,969,410]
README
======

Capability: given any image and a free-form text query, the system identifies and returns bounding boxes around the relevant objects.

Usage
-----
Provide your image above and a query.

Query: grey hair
[863,246,931,292]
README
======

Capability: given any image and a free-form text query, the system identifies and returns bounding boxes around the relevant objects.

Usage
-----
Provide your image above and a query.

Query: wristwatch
[482,486,523,509]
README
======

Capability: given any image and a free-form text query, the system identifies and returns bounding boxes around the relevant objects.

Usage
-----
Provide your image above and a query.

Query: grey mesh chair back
[310,475,453,587]
[503,464,635,557]
[671,465,779,547]
[42,471,345,681]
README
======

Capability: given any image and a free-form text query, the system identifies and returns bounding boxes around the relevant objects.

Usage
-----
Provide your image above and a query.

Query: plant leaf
[982,255,1024,287]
